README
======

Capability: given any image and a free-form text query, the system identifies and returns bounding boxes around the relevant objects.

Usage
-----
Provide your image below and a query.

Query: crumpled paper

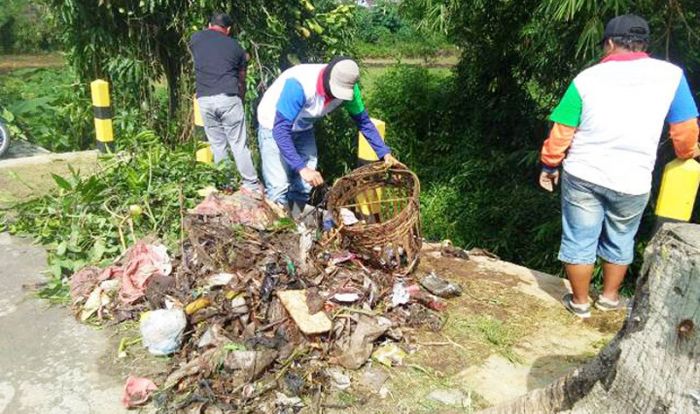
[140,308,187,355]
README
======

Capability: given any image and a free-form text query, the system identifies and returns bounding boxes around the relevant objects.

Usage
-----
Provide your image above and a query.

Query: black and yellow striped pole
[193,95,214,164]
[90,79,114,152]
[356,118,386,217]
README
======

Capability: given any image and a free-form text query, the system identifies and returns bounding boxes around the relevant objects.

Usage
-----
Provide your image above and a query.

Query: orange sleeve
[669,118,699,159]
[540,123,576,167]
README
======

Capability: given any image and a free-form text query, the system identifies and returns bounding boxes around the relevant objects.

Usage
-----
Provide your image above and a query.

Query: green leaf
[51,174,73,191]
[223,342,246,352]
[91,239,106,261]
[56,241,67,257]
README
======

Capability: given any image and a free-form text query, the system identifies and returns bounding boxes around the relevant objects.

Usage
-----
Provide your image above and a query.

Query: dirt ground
[310,247,624,413]
[0,54,65,73]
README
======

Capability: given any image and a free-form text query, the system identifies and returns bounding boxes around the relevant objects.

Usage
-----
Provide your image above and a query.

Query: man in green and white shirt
[539,14,700,318]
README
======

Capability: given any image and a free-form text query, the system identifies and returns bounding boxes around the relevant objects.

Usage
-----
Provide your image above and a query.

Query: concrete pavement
[0,232,129,414]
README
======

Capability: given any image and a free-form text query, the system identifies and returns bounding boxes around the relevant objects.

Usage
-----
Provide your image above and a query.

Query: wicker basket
[326,162,421,274]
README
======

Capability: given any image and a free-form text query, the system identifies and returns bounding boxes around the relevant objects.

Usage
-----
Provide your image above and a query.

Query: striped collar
[601,52,649,63]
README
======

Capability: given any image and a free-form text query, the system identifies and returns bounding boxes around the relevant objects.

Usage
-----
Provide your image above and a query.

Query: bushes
[0,0,57,53]
[0,66,173,152]
[8,130,230,298]
[367,65,563,273]
[354,0,453,59]
[0,68,93,151]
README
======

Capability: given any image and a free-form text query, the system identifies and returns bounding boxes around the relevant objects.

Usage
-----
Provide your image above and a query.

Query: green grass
[447,315,523,364]
[362,66,452,100]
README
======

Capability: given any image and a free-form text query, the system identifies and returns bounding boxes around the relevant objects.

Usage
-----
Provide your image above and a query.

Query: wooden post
[90,80,114,152]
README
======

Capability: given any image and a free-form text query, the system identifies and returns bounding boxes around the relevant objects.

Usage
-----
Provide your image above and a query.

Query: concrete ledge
[0,150,99,168]
[0,150,100,206]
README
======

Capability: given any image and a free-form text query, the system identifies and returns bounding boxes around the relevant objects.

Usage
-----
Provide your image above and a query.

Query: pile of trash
[68,188,464,412]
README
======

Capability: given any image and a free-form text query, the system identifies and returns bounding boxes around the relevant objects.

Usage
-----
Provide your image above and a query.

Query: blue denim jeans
[257,127,317,205]
[559,171,649,265]
[197,94,259,190]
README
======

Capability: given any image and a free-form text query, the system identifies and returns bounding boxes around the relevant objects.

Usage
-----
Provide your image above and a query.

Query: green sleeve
[549,82,582,127]
[343,84,366,116]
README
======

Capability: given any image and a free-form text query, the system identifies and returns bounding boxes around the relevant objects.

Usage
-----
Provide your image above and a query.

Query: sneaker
[562,293,591,318]
[594,295,627,312]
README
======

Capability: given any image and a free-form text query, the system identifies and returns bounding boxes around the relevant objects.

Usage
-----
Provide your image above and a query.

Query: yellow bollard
[193,95,213,164]
[357,119,385,164]
[193,94,204,127]
[655,158,700,222]
[357,119,386,217]
[90,80,114,152]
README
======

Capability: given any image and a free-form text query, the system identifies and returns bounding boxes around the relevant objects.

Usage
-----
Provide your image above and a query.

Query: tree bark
[479,223,700,414]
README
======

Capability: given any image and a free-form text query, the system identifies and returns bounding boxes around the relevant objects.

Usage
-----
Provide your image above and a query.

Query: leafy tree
[46,0,356,142]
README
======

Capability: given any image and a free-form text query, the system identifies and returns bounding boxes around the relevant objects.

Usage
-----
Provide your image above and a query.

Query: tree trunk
[479,223,700,414]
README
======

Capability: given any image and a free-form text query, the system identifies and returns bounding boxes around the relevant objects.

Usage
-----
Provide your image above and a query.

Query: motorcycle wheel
[0,122,10,158]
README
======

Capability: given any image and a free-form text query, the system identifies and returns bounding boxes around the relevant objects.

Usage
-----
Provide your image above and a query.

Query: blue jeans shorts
[257,127,317,205]
[559,171,649,265]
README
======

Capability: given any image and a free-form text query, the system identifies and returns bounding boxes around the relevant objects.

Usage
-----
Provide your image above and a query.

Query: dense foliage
[0,68,94,151]
[355,0,454,58]
[47,0,356,142]
[0,0,57,53]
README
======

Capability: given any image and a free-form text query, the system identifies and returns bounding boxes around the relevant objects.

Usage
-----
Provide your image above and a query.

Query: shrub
[367,64,563,272]
[8,130,230,299]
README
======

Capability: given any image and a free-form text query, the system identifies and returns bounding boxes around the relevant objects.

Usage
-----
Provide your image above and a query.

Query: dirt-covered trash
[224,349,278,382]
[420,271,463,298]
[66,181,464,412]
[278,289,332,335]
[326,367,351,390]
[440,240,470,260]
[191,189,279,230]
[360,367,389,394]
[336,315,392,370]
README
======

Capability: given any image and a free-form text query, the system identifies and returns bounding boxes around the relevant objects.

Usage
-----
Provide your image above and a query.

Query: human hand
[299,167,324,187]
[383,154,400,167]
[539,168,560,192]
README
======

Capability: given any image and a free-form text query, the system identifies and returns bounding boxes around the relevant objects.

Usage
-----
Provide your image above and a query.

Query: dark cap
[603,14,650,42]
[210,12,232,28]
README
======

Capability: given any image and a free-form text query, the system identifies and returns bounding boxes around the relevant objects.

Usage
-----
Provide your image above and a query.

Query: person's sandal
[562,293,591,319]
[595,295,627,312]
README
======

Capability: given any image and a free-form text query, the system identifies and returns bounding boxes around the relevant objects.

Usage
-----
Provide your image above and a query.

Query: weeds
[8,130,232,300]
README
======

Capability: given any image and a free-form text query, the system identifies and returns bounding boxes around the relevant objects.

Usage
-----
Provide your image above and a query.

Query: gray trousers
[197,94,259,190]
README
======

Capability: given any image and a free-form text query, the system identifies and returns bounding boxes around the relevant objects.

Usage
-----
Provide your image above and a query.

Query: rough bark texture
[479,223,700,414]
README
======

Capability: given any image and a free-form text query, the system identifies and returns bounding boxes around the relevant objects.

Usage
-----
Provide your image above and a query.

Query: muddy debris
[420,271,463,298]
[67,188,461,412]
